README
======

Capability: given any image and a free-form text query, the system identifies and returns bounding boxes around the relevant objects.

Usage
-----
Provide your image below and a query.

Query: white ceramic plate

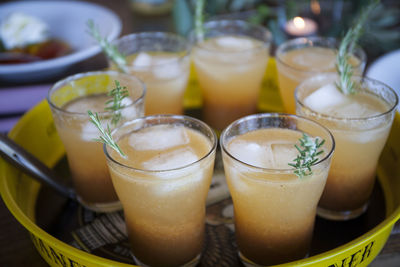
[366,48,400,111]
[0,0,122,82]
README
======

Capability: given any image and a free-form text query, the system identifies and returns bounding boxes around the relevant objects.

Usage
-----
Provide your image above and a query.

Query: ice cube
[153,168,203,195]
[65,99,98,113]
[228,140,266,167]
[216,36,254,50]
[152,56,176,65]
[346,130,376,144]
[129,126,189,151]
[263,144,276,168]
[121,97,133,106]
[291,49,336,69]
[120,98,138,119]
[332,101,380,118]
[132,52,152,67]
[142,147,199,171]
[153,178,189,195]
[121,106,138,119]
[303,83,350,113]
[271,143,298,169]
[153,61,181,79]
[81,120,109,141]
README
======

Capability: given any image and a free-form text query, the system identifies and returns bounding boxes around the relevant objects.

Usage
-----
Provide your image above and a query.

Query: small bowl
[0,1,122,83]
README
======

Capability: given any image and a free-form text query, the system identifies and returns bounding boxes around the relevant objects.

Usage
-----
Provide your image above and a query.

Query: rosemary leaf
[88,110,125,157]
[86,19,128,73]
[194,0,205,41]
[289,133,325,179]
[105,80,129,126]
[336,0,379,94]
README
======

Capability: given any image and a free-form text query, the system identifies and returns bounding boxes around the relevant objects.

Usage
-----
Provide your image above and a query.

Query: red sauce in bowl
[0,39,72,64]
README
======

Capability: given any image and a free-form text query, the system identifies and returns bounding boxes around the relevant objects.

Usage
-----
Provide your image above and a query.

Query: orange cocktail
[105,115,217,266]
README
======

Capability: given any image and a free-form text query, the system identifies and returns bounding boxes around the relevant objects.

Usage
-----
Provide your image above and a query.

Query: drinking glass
[104,115,217,267]
[276,37,366,114]
[47,71,145,212]
[220,113,335,265]
[111,32,190,115]
[295,73,398,220]
[190,20,272,132]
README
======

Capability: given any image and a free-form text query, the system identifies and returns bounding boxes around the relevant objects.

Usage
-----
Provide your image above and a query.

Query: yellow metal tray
[1,59,399,266]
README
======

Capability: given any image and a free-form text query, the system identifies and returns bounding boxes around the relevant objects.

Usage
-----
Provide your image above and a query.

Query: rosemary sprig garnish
[194,0,205,41]
[88,110,125,157]
[105,80,129,126]
[288,133,325,178]
[335,0,379,94]
[86,19,128,73]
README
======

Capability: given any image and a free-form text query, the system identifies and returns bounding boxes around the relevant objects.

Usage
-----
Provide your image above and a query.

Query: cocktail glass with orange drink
[276,37,366,114]
[191,20,272,132]
[295,73,398,220]
[104,115,217,266]
[47,71,145,212]
[111,32,190,115]
[221,113,335,265]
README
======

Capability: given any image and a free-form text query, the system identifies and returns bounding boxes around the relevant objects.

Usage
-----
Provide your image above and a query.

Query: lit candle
[285,16,318,37]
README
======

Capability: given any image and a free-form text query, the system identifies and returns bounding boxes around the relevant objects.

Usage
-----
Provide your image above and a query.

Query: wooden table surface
[1,0,400,266]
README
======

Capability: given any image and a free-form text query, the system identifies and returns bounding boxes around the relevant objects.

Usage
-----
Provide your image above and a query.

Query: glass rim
[112,31,190,68]
[189,19,272,54]
[220,113,335,173]
[275,36,366,73]
[104,114,218,174]
[47,70,146,117]
[295,73,399,121]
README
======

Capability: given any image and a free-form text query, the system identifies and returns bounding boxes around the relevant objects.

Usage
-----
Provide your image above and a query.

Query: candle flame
[293,17,305,29]
[311,0,321,15]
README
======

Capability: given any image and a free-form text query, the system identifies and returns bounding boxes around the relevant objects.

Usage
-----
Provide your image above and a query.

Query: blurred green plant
[173,0,261,36]
[329,1,400,59]
[172,0,304,45]
[358,2,400,58]
[172,0,400,54]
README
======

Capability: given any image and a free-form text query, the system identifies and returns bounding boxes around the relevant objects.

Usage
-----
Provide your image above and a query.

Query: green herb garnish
[336,0,379,94]
[88,80,129,156]
[86,19,128,73]
[105,80,129,126]
[289,133,325,178]
[87,110,125,157]
[194,0,205,41]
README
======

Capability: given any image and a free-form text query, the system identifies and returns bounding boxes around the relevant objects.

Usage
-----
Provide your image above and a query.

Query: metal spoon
[0,133,77,200]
